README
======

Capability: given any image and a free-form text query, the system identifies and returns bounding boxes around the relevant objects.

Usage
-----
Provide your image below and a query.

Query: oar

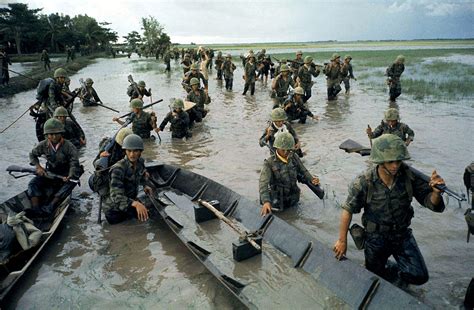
[5,67,39,82]
[0,106,32,133]
[197,199,261,251]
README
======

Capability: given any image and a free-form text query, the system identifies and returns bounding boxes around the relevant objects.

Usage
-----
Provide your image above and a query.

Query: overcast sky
[4,0,474,44]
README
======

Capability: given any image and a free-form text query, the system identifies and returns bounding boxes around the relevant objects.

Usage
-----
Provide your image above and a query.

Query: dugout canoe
[144,162,428,309]
[0,191,71,302]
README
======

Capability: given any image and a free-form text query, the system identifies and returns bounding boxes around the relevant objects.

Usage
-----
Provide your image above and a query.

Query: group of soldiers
[18,45,472,304]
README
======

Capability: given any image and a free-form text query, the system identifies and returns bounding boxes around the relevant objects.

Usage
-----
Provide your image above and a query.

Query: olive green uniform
[63,119,85,148]
[273,75,295,105]
[324,62,342,100]
[370,121,414,143]
[297,65,320,102]
[283,95,314,124]
[215,55,224,79]
[243,62,257,95]
[127,85,151,101]
[386,63,404,100]
[130,111,155,139]
[159,111,191,139]
[222,60,236,90]
[182,71,208,92]
[187,89,210,124]
[340,63,355,93]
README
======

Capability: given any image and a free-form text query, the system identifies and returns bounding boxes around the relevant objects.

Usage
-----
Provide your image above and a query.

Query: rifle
[128,74,151,97]
[117,99,163,119]
[263,143,324,200]
[78,78,120,113]
[6,165,80,183]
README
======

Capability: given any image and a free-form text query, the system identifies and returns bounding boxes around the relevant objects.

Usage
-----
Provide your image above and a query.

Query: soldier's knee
[403,269,429,285]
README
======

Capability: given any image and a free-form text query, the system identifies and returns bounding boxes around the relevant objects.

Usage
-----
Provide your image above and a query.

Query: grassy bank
[0,52,110,98]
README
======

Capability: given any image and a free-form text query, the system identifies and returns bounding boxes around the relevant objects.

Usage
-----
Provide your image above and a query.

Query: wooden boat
[144,162,428,309]
[0,190,72,302]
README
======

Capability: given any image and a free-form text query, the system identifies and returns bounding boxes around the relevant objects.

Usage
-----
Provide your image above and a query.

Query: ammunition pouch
[349,223,365,250]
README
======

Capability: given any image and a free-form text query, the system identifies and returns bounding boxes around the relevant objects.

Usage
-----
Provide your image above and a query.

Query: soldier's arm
[371,123,384,139]
[66,143,80,179]
[201,74,208,88]
[92,88,101,102]
[126,86,134,97]
[349,65,355,79]
[411,169,445,213]
[159,112,172,131]
[109,166,135,211]
[29,143,43,167]
[258,160,273,205]
[295,156,313,182]
[311,67,320,77]
[404,123,415,142]
[271,74,279,90]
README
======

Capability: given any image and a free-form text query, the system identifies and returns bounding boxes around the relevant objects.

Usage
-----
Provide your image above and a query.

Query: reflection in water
[0,54,472,308]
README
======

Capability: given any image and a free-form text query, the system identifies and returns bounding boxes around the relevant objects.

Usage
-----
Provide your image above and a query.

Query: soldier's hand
[429,170,445,193]
[312,115,319,121]
[260,202,272,217]
[405,140,411,146]
[36,166,46,176]
[112,117,119,122]
[333,239,347,260]
[311,177,320,185]
[100,151,110,158]
[62,176,70,182]
[366,126,372,136]
[80,138,86,146]
[132,200,149,221]
[294,142,301,150]
[143,185,153,195]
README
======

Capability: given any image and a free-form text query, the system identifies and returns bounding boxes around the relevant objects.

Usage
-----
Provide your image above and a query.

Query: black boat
[144,162,428,309]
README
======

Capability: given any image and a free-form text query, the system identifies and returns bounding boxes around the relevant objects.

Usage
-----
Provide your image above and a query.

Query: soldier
[239,53,246,67]
[323,53,342,100]
[259,108,303,157]
[40,49,51,71]
[182,63,208,93]
[103,134,153,224]
[157,99,191,139]
[181,53,192,75]
[164,49,171,72]
[260,55,273,83]
[127,80,151,102]
[367,108,414,146]
[259,132,320,215]
[0,46,12,86]
[333,134,446,288]
[214,51,224,80]
[386,55,405,101]
[113,98,159,139]
[291,51,304,81]
[53,107,86,148]
[283,86,318,124]
[274,58,287,77]
[296,56,320,103]
[94,127,133,169]
[27,118,80,218]
[187,77,210,125]
[341,55,356,94]
[45,68,68,118]
[243,53,257,95]
[222,54,236,91]
[272,64,295,107]
[80,78,102,106]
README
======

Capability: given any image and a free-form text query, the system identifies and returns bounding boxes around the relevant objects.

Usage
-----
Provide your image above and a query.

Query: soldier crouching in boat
[102,134,153,224]
[27,118,80,218]
[333,134,446,288]
[259,132,319,216]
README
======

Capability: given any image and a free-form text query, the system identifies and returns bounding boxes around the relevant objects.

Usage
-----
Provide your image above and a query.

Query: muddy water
[0,53,472,309]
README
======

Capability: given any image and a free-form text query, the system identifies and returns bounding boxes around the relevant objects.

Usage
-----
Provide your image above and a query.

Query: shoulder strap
[365,169,374,205]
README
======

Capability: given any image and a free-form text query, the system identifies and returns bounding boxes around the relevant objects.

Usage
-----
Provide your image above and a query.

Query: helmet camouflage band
[115,127,133,146]
[280,64,290,72]
[190,77,200,86]
[122,134,144,151]
[370,134,410,164]
[273,132,295,150]
[54,68,68,78]
[294,86,305,95]
[271,108,287,121]
[130,98,144,109]
[304,56,313,64]
[138,80,146,87]
[43,118,65,135]
[171,98,185,110]
[53,106,69,117]
[384,108,400,121]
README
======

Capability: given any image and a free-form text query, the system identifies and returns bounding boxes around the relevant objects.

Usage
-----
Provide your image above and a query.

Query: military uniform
[297,65,320,102]
[214,55,224,80]
[386,63,405,101]
[291,58,304,77]
[273,74,295,105]
[164,51,171,71]
[342,163,445,284]
[0,50,12,85]
[45,81,65,118]
[324,62,342,100]
[259,121,299,150]
[127,85,151,101]
[243,61,257,95]
[182,71,208,92]
[81,86,101,106]
[63,119,85,148]
[187,89,210,124]
[222,59,236,90]
[28,138,80,202]
[159,111,191,138]
[181,58,192,74]
[40,50,51,71]
[259,152,313,210]
[340,62,355,93]
[283,95,314,124]
[370,121,414,142]
[103,157,148,224]
[129,111,155,139]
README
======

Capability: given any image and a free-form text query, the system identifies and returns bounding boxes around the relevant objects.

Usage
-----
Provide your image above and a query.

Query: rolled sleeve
[341,175,366,214]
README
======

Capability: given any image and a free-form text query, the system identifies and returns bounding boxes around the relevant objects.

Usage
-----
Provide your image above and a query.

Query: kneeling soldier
[259,132,319,216]
[103,134,153,224]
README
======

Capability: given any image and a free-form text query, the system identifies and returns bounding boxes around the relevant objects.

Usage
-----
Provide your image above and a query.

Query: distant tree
[141,16,170,53]
[0,3,42,54]
[123,31,141,50]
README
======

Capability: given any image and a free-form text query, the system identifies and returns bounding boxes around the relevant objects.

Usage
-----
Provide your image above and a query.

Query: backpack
[35,78,54,102]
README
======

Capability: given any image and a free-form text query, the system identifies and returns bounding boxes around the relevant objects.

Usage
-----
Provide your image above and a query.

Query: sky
[2,0,473,44]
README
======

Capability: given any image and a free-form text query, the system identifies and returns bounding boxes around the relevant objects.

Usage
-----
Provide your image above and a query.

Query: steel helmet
[304,56,313,64]
[53,106,69,117]
[273,132,295,150]
[122,134,144,150]
[115,127,133,146]
[43,118,65,135]
[294,86,305,95]
[54,68,67,78]
[370,134,410,164]
[190,63,199,70]
[190,77,200,86]
[171,98,185,110]
[130,98,144,109]
[384,108,400,121]
[217,51,222,56]
[271,108,287,121]
[280,64,290,72]
[331,53,340,61]
[345,55,352,60]
[137,80,146,87]
[85,78,93,85]
[296,51,303,55]
[226,54,232,58]
[396,55,405,63]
